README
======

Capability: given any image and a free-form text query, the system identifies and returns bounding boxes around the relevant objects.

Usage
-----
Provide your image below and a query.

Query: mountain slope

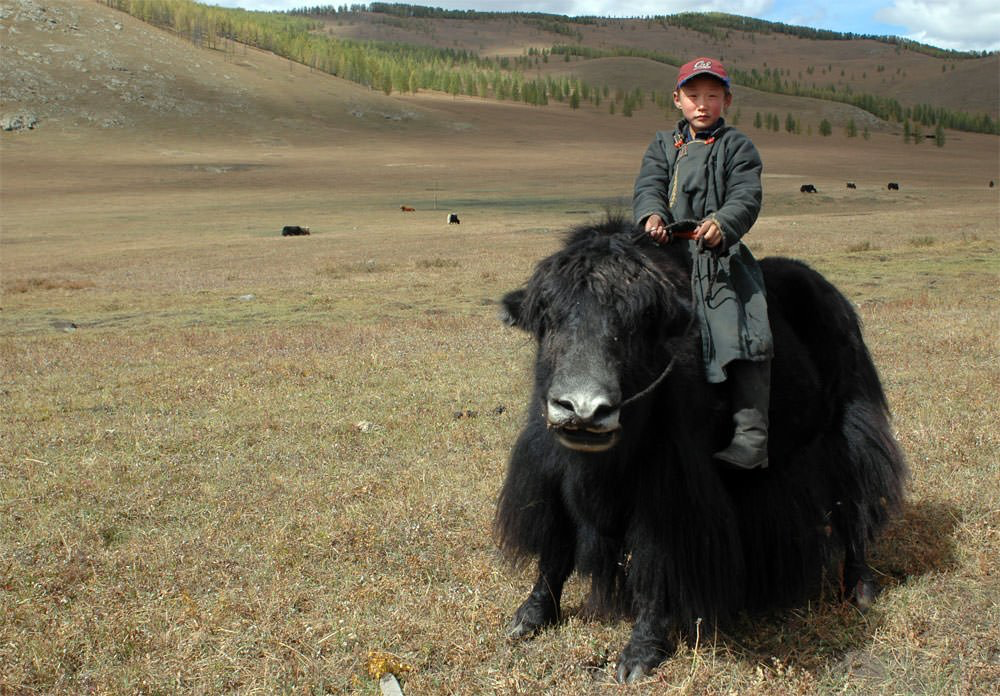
[0,0,445,140]
[311,8,999,123]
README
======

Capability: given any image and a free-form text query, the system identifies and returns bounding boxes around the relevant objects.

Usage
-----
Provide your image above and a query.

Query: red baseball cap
[676,57,730,89]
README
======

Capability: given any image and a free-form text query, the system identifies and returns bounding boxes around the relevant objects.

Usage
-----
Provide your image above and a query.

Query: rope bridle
[546,220,705,417]
[618,222,702,408]
[620,311,696,408]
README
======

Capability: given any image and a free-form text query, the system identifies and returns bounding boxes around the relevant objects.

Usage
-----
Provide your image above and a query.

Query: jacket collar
[678,117,728,143]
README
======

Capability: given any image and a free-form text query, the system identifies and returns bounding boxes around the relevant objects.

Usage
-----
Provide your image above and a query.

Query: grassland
[2,2,1000,694]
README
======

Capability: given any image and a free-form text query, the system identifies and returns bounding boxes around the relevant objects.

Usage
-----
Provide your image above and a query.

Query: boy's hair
[676,57,731,92]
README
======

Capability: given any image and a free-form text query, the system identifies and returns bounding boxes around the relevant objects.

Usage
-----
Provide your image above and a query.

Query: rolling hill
[8,0,994,139]
[308,6,999,126]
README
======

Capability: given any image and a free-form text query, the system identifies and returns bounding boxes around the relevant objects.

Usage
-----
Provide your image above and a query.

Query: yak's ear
[499,288,526,328]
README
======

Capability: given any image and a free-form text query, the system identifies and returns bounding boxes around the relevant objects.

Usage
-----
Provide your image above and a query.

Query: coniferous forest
[103,0,998,135]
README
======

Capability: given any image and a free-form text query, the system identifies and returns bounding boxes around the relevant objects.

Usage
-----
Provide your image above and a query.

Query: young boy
[632,57,772,469]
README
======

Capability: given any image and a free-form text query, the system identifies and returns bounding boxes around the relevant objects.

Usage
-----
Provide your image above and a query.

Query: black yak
[887,182,900,190]
[495,217,906,683]
[281,225,310,236]
[800,184,818,193]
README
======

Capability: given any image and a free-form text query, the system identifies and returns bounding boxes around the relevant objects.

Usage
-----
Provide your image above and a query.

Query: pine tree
[934,123,945,147]
[754,112,762,129]
[819,119,832,136]
[846,118,857,137]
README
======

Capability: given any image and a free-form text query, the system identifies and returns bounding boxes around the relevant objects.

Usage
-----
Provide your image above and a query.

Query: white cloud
[876,0,1000,50]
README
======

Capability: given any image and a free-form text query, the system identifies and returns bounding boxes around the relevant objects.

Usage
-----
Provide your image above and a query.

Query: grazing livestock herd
[798,182,903,193]
[280,208,466,236]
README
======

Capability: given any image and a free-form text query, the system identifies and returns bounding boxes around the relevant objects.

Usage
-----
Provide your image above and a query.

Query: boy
[633,57,772,469]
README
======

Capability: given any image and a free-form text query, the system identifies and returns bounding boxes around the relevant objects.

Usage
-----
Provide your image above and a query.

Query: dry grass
[3,178,997,695]
[2,3,999,693]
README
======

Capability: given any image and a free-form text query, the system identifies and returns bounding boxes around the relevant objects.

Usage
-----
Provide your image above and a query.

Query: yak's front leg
[506,549,574,640]
[615,598,673,683]
[844,538,877,611]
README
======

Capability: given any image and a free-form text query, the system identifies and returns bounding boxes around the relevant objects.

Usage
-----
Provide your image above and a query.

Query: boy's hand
[696,219,723,248]
[644,214,669,243]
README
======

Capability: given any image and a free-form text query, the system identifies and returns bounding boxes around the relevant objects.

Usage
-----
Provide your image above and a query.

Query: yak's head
[501,222,692,452]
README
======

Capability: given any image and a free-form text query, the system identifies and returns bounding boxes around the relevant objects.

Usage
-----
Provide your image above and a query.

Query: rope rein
[616,220,712,408]
[619,309,697,408]
[547,222,706,414]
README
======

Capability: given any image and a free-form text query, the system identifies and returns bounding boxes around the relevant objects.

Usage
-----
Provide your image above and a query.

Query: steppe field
[2,1,999,693]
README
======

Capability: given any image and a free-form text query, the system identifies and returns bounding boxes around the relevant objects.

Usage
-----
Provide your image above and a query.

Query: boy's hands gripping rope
[644,214,723,248]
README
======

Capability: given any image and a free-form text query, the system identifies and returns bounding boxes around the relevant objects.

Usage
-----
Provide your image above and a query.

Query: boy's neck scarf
[684,118,726,142]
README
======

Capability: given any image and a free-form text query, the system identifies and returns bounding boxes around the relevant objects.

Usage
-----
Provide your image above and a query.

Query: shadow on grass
[722,497,961,673]
[502,498,961,684]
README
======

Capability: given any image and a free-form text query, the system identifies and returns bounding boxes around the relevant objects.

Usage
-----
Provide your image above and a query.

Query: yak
[494,217,906,683]
[800,184,818,193]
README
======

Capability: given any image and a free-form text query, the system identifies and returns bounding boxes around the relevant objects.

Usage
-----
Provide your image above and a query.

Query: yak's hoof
[851,578,876,612]
[615,641,666,684]
[505,598,557,641]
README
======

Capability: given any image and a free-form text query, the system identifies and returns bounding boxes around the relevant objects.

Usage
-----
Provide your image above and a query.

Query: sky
[208,0,1000,52]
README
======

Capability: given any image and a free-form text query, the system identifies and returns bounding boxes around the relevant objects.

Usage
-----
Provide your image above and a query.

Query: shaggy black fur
[495,216,907,683]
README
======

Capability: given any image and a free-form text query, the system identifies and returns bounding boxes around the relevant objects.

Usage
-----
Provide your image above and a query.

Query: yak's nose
[546,389,620,430]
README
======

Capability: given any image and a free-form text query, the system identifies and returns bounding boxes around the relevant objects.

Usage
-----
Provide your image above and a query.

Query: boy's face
[673,76,732,131]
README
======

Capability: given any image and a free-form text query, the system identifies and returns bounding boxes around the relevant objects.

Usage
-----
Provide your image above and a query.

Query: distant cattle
[448,213,461,224]
[887,182,900,191]
[846,182,857,189]
[281,225,310,236]
[800,184,817,193]
[401,206,416,212]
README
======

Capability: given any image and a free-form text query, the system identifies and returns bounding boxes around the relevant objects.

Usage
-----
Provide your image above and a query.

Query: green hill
[85,1,1000,134]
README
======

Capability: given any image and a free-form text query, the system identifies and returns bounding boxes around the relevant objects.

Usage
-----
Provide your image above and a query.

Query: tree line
[730,66,996,134]
[102,0,617,110]
[553,44,995,134]
[103,1,997,135]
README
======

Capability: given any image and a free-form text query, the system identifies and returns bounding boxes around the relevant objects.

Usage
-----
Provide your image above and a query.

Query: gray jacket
[633,119,773,383]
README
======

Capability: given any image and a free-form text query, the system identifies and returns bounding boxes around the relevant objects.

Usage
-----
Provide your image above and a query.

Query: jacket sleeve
[632,132,674,226]
[711,133,763,250]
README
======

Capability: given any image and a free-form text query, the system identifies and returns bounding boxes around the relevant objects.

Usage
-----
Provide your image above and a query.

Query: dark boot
[714,359,770,469]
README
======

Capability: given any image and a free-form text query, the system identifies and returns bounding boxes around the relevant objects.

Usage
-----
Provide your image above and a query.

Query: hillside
[0,0,445,140]
[313,7,999,124]
[0,0,886,142]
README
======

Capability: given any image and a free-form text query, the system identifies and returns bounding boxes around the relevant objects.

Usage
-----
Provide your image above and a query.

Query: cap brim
[678,71,731,88]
